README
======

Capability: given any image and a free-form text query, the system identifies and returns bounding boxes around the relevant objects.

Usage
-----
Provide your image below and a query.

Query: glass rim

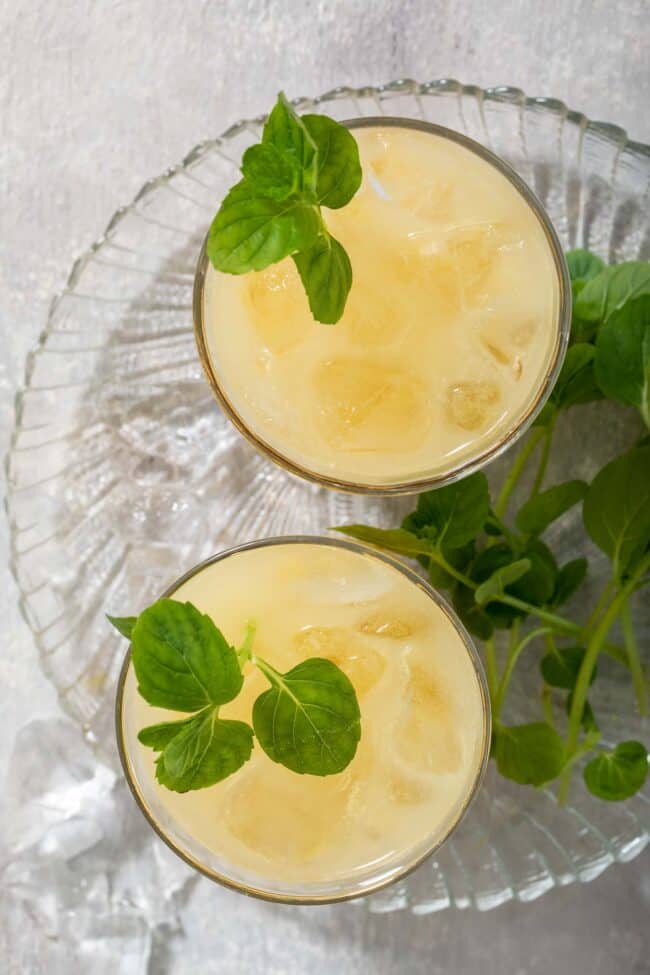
[115,533,492,905]
[193,115,572,496]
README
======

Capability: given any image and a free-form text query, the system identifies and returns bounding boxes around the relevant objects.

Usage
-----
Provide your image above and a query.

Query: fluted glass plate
[6,80,650,913]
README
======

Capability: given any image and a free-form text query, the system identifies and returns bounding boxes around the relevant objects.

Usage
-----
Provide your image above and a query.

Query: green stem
[434,552,476,589]
[484,636,498,704]
[237,620,257,667]
[495,594,580,635]
[494,626,550,719]
[584,577,616,633]
[531,417,556,496]
[494,426,546,518]
[558,555,650,804]
[621,599,648,716]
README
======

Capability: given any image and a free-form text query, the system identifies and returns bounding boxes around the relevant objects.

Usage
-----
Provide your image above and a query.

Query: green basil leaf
[155,712,254,793]
[595,294,650,426]
[131,599,244,712]
[252,657,361,776]
[575,261,650,326]
[302,114,362,208]
[240,143,298,200]
[551,343,602,409]
[551,558,588,607]
[494,722,565,786]
[515,480,588,535]
[404,473,491,550]
[334,525,434,559]
[540,646,595,690]
[583,741,648,801]
[137,714,202,750]
[583,446,650,579]
[566,249,605,285]
[262,92,318,193]
[107,615,137,640]
[475,559,532,606]
[293,233,352,324]
[207,180,320,274]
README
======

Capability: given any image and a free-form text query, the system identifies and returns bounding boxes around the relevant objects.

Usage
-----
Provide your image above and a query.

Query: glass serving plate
[6,80,649,913]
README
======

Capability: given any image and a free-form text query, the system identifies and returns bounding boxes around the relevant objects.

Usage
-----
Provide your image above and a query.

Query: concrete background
[1,1,649,972]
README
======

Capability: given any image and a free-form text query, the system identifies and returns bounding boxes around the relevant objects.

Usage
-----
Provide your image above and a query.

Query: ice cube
[387,764,432,805]
[445,379,501,432]
[294,626,386,696]
[312,357,431,452]
[357,610,421,640]
[224,766,347,862]
[394,664,462,774]
[479,314,538,378]
[245,261,309,354]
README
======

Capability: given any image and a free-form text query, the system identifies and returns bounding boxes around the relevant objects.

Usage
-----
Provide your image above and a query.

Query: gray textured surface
[1,1,649,972]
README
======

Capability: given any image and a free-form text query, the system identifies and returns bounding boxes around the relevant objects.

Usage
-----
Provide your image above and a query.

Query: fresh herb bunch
[337,253,650,804]
[110,604,360,793]
[207,93,362,324]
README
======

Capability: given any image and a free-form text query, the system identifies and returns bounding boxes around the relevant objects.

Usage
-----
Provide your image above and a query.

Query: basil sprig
[207,93,361,324]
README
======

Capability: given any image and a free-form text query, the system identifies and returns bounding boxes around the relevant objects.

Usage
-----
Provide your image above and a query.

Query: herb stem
[494,626,550,719]
[494,594,579,635]
[434,552,475,589]
[558,555,650,804]
[620,599,648,716]
[237,620,258,667]
[531,416,556,497]
[584,577,616,633]
[494,426,546,518]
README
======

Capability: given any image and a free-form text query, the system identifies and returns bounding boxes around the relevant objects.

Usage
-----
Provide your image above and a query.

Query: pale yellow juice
[201,124,561,487]
[120,541,488,898]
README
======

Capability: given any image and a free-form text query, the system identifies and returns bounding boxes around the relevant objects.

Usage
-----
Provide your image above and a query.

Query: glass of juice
[116,536,490,903]
[194,118,570,494]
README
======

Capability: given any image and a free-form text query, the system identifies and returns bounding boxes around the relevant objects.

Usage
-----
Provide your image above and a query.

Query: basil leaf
[108,615,137,640]
[494,722,565,786]
[334,525,435,559]
[293,233,352,324]
[252,657,361,776]
[155,712,254,793]
[551,558,588,607]
[583,446,650,579]
[240,143,298,200]
[207,180,320,274]
[302,114,362,208]
[575,261,650,326]
[583,741,648,801]
[551,344,602,409]
[475,559,532,606]
[138,714,202,750]
[131,599,243,711]
[540,646,595,690]
[595,294,650,426]
[515,480,588,535]
[262,92,318,193]
[404,473,491,550]
[566,249,605,285]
